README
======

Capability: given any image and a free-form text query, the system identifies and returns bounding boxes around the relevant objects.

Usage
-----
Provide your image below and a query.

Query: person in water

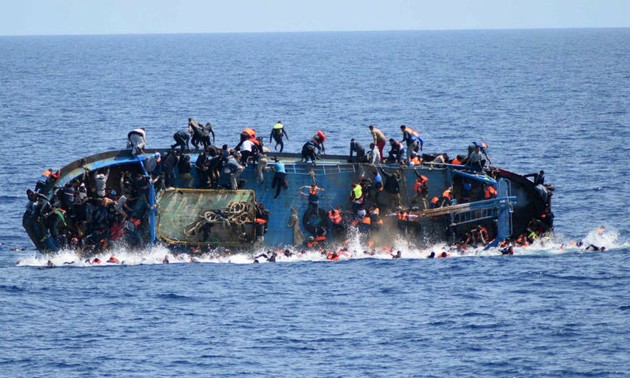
[269,121,289,152]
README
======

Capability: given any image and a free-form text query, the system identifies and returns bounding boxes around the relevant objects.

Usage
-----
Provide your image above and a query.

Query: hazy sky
[1,0,628,36]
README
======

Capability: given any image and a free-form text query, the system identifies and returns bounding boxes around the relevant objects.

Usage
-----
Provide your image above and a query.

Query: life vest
[442,188,452,201]
[243,128,256,138]
[478,227,489,241]
[410,156,421,165]
[413,175,429,194]
[255,218,267,224]
[437,252,450,258]
[403,127,420,137]
[484,186,498,199]
[309,187,318,195]
[273,123,283,130]
[451,157,462,165]
[352,185,363,202]
[397,211,409,221]
[326,252,339,261]
[130,217,142,228]
[362,216,371,225]
[431,196,439,205]
[328,210,342,225]
[315,235,326,242]
[316,130,326,143]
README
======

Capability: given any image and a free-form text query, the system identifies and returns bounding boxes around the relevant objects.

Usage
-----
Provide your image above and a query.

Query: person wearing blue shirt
[268,157,288,198]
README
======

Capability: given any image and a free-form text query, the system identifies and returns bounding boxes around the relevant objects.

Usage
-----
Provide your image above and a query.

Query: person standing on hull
[349,139,366,163]
[400,125,423,163]
[269,121,289,152]
[171,129,190,151]
[369,125,387,159]
[127,128,146,157]
[301,131,326,165]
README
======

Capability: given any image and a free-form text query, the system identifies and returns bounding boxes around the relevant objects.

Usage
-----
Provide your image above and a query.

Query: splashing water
[14,226,628,268]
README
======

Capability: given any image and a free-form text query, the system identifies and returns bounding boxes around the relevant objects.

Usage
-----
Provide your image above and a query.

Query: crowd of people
[28,118,556,256]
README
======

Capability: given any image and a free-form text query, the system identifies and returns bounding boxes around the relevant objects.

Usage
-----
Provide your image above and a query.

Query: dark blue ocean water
[1,29,629,376]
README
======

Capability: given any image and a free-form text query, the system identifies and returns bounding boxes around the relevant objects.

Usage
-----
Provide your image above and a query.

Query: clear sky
[1,0,628,36]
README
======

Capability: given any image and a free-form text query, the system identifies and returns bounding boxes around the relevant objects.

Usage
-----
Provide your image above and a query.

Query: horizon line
[1,25,628,38]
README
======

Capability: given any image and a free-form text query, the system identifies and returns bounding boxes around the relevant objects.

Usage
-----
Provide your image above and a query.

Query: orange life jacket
[484,186,498,199]
[255,218,267,224]
[362,216,371,225]
[413,175,429,193]
[403,127,420,136]
[442,189,452,200]
[243,128,256,138]
[431,196,439,205]
[315,235,326,242]
[328,210,342,225]
[316,130,326,142]
[397,212,409,221]
[410,156,421,165]
[451,157,462,165]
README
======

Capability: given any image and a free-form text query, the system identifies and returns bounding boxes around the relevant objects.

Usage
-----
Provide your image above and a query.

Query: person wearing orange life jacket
[411,172,430,209]
[484,184,498,199]
[396,208,410,235]
[369,206,384,232]
[328,208,343,225]
[451,155,464,165]
[475,225,489,245]
[400,125,423,162]
[439,187,454,207]
[430,196,440,209]
[35,168,60,193]
[298,184,324,209]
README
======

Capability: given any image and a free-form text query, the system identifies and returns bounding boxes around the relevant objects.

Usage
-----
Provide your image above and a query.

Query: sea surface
[1,29,629,377]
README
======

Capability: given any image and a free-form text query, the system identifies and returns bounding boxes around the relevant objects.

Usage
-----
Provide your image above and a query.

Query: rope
[183,201,255,237]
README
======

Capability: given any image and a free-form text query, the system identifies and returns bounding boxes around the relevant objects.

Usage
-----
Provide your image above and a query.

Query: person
[400,125,423,162]
[469,145,485,171]
[412,172,429,210]
[483,184,498,200]
[380,168,401,211]
[222,151,244,190]
[144,152,162,178]
[366,143,381,165]
[350,180,364,214]
[235,128,257,151]
[349,139,366,162]
[387,138,405,164]
[269,121,289,152]
[94,168,110,198]
[161,149,179,188]
[301,140,322,164]
[298,184,324,209]
[189,118,213,149]
[35,169,60,193]
[524,170,545,186]
[127,128,146,157]
[176,154,192,188]
[328,206,345,238]
[195,148,211,188]
[268,157,288,198]
[171,129,190,151]
[238,136,259,165]
[369,125,387,159]
[440,187,453,207]
[427,251,436,258]
[391,250,402,259]
[585,244,606,252]
[203,122,216,146]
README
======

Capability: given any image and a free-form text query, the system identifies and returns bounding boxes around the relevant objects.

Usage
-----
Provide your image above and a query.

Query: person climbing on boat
[366,143,381,165]
[386,138,405,164]
[369,125,387,159]
[269,121,289,152]
[171,129,190,151]
[298,184,324,209]
[188,118,212,149]
[349,139,366,162]
[411,172,429,210]
[127,128,146,157]
[400,125,423,163]
[268,156,288,199]
[301,140,322,164]
[466,142,492,168]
